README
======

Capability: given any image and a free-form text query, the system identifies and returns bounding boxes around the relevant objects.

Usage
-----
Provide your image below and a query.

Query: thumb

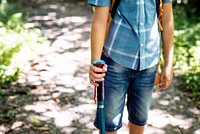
[159,73,166,89]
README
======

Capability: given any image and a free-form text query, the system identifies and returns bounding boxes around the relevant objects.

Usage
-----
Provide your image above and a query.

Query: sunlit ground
[0,0,199,134]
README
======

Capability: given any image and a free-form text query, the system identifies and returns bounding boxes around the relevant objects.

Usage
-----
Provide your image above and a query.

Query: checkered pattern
[88,0,174,70]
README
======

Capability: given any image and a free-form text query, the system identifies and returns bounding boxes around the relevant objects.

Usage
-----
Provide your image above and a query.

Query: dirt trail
[0,0,199,134]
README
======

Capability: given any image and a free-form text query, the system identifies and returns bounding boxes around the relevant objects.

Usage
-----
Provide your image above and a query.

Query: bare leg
[128,122,144,134]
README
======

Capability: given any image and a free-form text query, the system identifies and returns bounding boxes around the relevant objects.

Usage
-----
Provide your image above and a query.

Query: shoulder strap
[157,0,164,31]
[111,0,120,19]
[156,0,160,17]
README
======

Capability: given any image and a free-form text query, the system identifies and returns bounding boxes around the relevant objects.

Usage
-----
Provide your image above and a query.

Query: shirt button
[141,44,144,47]
[140,22,144,26]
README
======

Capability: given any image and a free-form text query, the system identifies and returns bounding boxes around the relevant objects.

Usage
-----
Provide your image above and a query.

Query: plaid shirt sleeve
[163,0,175,4]
[87,0,111,6]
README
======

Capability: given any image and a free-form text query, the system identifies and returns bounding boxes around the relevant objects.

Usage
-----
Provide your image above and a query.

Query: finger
[90,64,105,73]
[89,74,99,86]
[165,78,172,88]
[89,73,105,83]
[159,78,171,90]
[158,83,166,90]
[103,64,108,72]
[89,74,105,82]
[89,70,105,79]
[89,78,98,86]
[158,77,167,90]
[158,72,169,89]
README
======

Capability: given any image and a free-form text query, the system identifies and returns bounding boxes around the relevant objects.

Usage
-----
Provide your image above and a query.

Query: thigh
[127,64,158,126]
[94,52,131,131]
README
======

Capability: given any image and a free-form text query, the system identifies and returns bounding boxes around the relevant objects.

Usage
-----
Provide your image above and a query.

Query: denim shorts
[94,52,158,132]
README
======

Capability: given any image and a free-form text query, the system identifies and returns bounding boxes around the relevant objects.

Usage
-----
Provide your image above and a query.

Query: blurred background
[0,0,199,133]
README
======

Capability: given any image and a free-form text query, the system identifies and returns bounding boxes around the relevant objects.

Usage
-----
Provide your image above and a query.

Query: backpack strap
[157,0,164,31]
[104,0,120,42]
[111,0,120,19]
[155,0,164,85]
[156,0,160,17]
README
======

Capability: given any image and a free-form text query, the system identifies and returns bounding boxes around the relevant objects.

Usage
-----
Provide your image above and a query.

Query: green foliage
[174,6,200,98]
[174,0,200,17]
[0,0,45,86]
[182,72,200,97]
[0,0,26,27]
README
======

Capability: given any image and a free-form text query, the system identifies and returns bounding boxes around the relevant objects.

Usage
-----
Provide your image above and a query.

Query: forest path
[0,0,199,134]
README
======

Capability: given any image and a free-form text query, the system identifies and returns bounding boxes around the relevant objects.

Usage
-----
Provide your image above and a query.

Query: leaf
[28,118,40,124]
[11,121,23,130]
[186,98,192,102]
[55,98,61,104]
[179,105,184,109]
[33,126,49,131]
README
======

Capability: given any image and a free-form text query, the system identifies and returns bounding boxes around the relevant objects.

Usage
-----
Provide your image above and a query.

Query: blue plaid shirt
[88,0,174,70]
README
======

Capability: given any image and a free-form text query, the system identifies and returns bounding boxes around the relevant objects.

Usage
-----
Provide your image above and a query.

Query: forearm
[161,20,174,68]
[161,3,174,68]
[90,22,107,63]
[90,7,109,63]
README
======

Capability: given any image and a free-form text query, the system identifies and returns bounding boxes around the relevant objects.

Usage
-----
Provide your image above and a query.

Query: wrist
[163,64,173,72]
[91,58,101,64]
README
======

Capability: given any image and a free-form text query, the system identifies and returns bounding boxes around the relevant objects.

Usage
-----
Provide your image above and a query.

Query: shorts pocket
[102,51,110,58]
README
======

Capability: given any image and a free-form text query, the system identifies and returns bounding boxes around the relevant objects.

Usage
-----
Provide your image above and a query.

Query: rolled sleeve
[87,0,111,7]
[163,0,175,4]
